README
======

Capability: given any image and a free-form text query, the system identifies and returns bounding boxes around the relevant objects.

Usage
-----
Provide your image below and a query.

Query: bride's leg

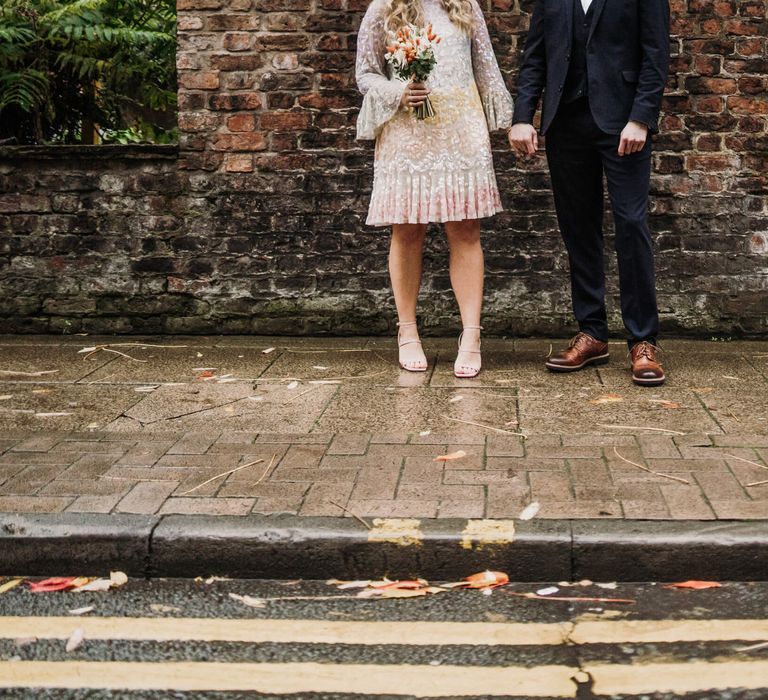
[445,218,484,376]
[390,223,428,371]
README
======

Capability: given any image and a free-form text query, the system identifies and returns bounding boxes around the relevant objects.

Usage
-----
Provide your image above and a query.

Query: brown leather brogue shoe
[630,341,665,386]
[546,332,610,372]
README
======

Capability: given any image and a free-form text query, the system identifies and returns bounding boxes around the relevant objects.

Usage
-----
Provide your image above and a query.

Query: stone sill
[0,144,179,161]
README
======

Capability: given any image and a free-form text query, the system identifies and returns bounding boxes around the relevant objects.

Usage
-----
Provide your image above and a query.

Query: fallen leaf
[14,637,37,648]
[459,571,509,590]
[536,586,559,596]
[449,395,464,403]
[68,606,94,616]
[287,380,299,390]
[196,370,216,380]
[434,450,467,462]
[518,502,540,521]
[74,578,113,592]
[650,400,683,409]
[262,347,276,354]
[589,394,624,405]
[595,582,618,590]
[375,588,430,599]
[663,580,722,590]
[150,604,181,613]
[328,580,372,590]
[419,430,431,437]
[0,578,23,594]
[110,571,128,588]
[370,579,428,590]
[28,577,92,593]
[312,365,329,370]
[229,593,266,608]
[65,628,85,652]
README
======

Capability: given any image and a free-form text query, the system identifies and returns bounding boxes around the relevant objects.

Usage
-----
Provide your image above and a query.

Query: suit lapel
[586,0,608,45]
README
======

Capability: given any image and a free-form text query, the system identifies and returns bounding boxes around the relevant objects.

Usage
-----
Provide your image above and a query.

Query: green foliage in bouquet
[0,0,177,145]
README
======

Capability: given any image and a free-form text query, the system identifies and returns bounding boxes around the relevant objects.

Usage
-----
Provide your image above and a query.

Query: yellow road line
[591,660,768,695]
[3,616,768,646]
[0,661,578,696]
[0,617,569,646]
[572,619,768,644]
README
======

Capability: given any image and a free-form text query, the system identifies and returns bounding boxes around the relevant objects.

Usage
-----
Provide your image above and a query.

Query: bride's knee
[391,224,427,246]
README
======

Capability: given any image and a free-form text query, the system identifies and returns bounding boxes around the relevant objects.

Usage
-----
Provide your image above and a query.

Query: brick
[299,482,353,516]
[116,481,179,515]
[661,485,717,519]
[486,435,525,457]
[167,433,220,455]
[529,471,573,501]
[486,478,530,517]
[326,433,371,455]
[159,497,255,516]
[0,496,73,513]
[9,434,64,452]
[538,501,621,518]
[345,499,438,518]
[66,493,125,514]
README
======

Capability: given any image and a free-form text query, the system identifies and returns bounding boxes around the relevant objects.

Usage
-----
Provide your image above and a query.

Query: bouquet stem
[415,95,435,120]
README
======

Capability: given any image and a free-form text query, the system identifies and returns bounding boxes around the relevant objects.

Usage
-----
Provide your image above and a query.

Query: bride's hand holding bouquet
[387,24,441,119]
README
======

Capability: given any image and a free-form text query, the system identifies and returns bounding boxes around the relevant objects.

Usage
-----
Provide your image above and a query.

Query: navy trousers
[545,97,660,349]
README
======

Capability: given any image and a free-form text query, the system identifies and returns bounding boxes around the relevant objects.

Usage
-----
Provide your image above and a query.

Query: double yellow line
[2,616,767,696]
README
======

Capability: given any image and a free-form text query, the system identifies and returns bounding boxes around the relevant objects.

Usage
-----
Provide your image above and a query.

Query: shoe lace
[633,341,660,360]
[569,333,591,349]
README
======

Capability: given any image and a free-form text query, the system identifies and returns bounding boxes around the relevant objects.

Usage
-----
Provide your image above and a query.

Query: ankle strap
[462,325,483,331]
[397,321,418,328]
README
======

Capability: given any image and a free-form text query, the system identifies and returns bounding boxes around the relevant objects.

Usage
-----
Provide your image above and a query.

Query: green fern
[0,0,178,144]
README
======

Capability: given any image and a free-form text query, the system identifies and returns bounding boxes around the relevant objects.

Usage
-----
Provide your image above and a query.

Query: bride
[355,0,514,378]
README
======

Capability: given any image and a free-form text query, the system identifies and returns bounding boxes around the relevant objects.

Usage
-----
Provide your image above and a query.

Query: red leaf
[462,571,510,589]
[663,580,722,590]
[28,577,80,593]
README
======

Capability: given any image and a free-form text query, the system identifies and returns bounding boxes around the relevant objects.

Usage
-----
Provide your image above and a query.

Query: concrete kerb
[2,513,767,581]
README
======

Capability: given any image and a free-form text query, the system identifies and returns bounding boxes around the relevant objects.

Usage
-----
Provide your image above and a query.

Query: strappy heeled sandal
[397,321,428,373]
[454,325,482,379]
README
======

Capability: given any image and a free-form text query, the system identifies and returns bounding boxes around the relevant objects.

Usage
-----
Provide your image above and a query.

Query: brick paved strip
[3,430,768,520]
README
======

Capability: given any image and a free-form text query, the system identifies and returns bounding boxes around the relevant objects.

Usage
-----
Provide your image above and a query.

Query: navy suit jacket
[512,0,671,135]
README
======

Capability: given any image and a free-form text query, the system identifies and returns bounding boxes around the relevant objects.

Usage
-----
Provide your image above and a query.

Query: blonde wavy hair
[384,0,474,34]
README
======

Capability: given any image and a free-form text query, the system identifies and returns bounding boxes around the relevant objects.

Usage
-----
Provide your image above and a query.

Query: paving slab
[82,345,276,384]
[313,385,518,435]
[109,381,337,431]
[0,382,143,431]
[0,345,114,383]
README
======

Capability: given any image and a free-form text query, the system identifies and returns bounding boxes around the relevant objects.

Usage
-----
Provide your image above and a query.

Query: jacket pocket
[622,70,639,83]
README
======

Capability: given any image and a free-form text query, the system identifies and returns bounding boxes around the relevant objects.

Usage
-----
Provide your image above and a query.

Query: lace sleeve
[469,0,514,131]
[355,1,409,140]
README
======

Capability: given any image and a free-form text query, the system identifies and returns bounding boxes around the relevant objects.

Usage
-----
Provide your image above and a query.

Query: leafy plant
[0,0,178,145]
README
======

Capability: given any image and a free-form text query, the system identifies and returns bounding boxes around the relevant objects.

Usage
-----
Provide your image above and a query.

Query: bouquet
[386,24,441,120]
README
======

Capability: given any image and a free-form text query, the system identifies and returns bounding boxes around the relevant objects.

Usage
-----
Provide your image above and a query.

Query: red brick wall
[0,0,765,335]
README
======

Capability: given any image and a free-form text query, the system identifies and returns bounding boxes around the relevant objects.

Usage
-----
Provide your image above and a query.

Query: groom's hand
[508,123,539,156]
[618,121,648,156]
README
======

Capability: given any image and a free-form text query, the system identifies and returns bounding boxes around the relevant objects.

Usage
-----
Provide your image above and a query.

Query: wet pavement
[0,335,767,520]
[1,577,768,698]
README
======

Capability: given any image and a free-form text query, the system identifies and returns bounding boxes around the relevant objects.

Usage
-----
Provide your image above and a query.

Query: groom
[509,0,671,386]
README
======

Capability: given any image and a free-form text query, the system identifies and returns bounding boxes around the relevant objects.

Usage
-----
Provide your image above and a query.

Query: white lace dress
[355,0,513,227]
